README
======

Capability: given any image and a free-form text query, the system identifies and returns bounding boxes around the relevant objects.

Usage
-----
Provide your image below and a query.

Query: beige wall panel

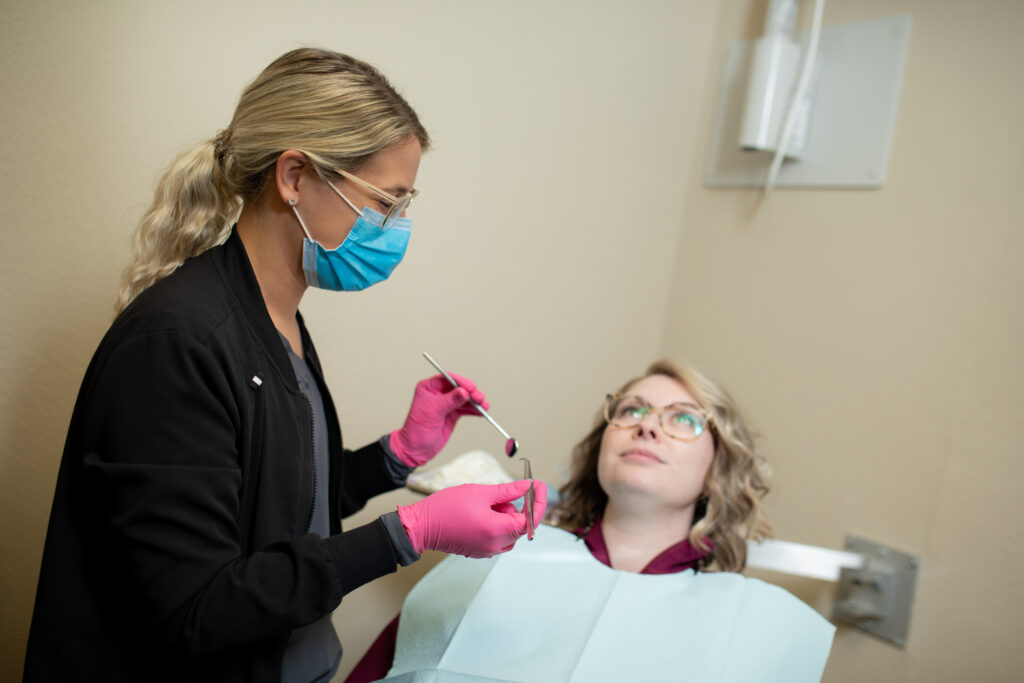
[0,1,714,679]
[664,1,1024,681]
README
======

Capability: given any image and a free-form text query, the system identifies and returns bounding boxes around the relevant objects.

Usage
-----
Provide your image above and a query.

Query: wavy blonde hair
[552,360,771,572]
[117,47,430,312]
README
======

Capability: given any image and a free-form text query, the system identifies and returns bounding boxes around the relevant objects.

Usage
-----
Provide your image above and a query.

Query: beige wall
[0,0,710,679]
[1,1,1020,681]
[662,1,1024,682]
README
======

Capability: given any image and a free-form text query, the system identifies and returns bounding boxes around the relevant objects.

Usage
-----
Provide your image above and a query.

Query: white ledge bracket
[747,538,865,581]
[747,535,921,648]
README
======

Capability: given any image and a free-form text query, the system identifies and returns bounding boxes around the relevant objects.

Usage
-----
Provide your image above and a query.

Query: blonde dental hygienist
[25,48,546,683]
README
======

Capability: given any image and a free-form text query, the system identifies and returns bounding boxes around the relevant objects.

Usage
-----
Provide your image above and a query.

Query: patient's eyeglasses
[334,168,419,229]
[603,394,713,442]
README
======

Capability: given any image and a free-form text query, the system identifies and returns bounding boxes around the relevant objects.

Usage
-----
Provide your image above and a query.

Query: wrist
[396,503,425,554]
[389,430,418,468]
[381,511,420,566]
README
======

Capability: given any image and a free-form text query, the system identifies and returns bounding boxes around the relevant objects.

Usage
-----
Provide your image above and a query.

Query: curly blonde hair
[552,360,771,572]
[117,47,430,312]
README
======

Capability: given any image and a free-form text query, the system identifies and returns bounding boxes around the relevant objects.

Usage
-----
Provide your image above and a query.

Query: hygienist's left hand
[390,373,489,467]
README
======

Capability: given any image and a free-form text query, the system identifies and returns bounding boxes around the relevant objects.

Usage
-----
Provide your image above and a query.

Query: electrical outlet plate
[706,15,912,189]
[834,535,920,647]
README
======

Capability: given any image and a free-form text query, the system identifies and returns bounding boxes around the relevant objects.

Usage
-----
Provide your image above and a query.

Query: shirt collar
[578,517,710,575]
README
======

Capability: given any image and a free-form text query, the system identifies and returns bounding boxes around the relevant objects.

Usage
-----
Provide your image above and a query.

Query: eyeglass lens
[383,194,413,228]
[605,396,707,440]
[337,169,414,229]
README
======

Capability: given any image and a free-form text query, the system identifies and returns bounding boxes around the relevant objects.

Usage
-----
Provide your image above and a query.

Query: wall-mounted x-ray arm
[706,9,911,190]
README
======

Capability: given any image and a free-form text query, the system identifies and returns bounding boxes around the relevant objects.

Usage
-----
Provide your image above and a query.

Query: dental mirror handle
[422,352,513,442]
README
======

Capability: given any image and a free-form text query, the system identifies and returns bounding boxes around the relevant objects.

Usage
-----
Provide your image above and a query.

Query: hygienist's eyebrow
[387,185,413,196]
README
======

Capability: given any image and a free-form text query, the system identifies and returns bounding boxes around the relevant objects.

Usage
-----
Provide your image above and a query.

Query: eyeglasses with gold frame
[603,393,714,442]
[335,168,419,229]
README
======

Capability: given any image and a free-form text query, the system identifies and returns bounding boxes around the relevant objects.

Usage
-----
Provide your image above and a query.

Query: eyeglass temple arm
[336,168,402,203]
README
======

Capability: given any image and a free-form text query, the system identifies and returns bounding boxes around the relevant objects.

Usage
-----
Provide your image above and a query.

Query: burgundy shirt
[579,519,708,574]
[345,520,709,682]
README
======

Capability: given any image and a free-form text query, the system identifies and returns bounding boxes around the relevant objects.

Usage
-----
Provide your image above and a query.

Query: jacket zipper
[302,394,318,533]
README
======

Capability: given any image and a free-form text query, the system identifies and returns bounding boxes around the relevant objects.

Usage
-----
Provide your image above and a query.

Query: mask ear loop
[325,179,364,216]
[288,198,315,241]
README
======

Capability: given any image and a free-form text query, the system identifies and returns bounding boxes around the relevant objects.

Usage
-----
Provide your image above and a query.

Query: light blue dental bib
[385,525,834,683]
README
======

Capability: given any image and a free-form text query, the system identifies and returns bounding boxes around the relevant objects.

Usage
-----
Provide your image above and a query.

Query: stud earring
[288,198,297,206]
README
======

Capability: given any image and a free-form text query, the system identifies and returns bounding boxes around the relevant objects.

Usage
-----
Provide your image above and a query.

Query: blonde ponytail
[116,137,241,312]
[116,47,429,313]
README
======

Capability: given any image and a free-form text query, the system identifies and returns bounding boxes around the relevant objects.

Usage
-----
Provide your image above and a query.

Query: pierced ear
[274,150,309,205]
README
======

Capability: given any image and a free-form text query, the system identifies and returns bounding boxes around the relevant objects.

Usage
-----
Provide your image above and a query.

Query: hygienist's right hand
[390,373,489,468]
[397,480,548,559]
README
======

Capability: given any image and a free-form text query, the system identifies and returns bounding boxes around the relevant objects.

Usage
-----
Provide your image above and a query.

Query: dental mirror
[422,352,519,458]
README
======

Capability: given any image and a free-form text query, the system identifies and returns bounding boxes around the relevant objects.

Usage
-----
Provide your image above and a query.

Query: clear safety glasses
[603,394,714,442]
[335,168,419,229]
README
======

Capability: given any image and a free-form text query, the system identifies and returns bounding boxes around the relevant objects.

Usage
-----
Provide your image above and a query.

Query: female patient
[352,360,835,682]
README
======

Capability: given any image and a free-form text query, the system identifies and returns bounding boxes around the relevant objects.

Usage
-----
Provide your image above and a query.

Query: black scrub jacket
[25,229,405,682]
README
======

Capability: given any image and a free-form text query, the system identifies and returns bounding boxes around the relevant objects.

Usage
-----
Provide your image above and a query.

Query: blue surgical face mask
[290,181,411,291]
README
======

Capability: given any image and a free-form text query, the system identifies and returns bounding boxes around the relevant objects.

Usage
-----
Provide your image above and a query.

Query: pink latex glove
[397,480,549,558]
[390,373,489,468]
